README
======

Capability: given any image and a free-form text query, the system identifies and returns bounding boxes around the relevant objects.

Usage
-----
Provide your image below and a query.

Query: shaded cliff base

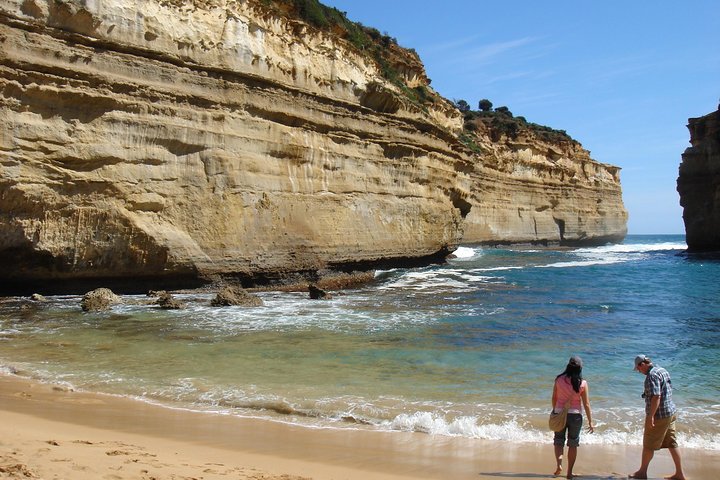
[0,248,454,296]
[478,233,625,249]
[676,250,720,262]
[0,238,629,297]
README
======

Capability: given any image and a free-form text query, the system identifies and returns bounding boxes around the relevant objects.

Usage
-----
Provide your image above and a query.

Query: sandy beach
[0,375,717,480]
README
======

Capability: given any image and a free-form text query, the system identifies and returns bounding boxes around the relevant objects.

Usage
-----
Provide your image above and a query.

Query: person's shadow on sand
[480,473,626,479]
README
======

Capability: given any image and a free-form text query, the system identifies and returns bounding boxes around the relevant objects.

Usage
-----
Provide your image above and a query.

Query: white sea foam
[538,258,623,269]
[378,410,720,449]
[580,241,687,254]
[376,267,502,295]
[475,266,524,272]
[374,268,399,279]
[451,246,480,260]
[378,269,477,292]
[0,364,19,375]
[536,240,687,270]
[5,362,719,451]
[138,291,441,334]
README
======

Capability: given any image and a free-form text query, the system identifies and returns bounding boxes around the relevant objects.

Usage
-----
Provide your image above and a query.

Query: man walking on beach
[630,355,686,480]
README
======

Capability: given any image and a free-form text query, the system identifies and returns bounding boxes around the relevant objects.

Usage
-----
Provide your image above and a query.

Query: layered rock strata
[678,108,720,252]
[0,0,627,292]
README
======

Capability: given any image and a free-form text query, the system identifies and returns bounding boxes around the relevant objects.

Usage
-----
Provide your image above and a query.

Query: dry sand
[1,374,717,480]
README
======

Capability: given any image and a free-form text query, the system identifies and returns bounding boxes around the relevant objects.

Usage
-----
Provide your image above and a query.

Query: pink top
[554,376,587,414]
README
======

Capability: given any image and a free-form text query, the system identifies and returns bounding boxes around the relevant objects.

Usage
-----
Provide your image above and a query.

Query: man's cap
[634,354,648,370]
[568,355,583,367]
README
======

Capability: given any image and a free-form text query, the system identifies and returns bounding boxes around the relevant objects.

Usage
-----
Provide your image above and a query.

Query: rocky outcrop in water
[210,285,263,307]
[0,0,627,293]
[308,284,331,300]
[80,287,121,311]
[154,291,186,309]
[678,108,720,252]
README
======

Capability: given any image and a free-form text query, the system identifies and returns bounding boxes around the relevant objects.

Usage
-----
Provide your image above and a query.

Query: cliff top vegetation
[260,0,433,106]
[261,1,576,144]
[456,98,579,147]
[262,0,400,50]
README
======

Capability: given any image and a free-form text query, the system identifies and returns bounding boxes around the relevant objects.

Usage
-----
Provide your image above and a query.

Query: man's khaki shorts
[643,414,678,450]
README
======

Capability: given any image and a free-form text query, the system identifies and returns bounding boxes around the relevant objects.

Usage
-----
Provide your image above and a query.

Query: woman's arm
[551,381,558,409]
[581,384,594,433]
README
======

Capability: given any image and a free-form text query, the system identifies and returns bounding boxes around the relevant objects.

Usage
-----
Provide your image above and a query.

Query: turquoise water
[1,235,719,449]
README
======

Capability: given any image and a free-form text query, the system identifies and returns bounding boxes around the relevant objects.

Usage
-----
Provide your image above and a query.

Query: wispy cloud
[420,35,559,91]
[583,55,663,84]
[459,37,539,64]
[483,68,557,85]
[420,34,485,55]
[423,36,542,67]
[509,90,563,108]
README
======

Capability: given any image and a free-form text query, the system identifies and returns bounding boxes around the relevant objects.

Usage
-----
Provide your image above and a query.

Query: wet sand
[0,374,717,479]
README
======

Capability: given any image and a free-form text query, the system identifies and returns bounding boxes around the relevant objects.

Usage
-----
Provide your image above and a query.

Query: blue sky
[322,1,719,234]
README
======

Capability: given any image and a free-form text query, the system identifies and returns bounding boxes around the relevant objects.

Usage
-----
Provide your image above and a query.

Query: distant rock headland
[0,0,627,294]
[678,107,720,253]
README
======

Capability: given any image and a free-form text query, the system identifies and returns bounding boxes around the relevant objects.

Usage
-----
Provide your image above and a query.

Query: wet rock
[52,385,74,392]
[30,293,47,302]
[210,286,263,307]
[155,291,186,309]
[308,284,332,300]
[80,288,122,312]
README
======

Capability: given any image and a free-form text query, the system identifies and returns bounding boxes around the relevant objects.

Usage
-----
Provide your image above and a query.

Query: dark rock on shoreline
[308,284,332,300]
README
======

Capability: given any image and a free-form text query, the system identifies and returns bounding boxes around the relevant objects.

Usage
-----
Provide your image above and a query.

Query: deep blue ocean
[1,234,718,449]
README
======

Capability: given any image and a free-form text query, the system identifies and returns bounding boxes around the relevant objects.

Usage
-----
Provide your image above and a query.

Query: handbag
[548,400,570,432]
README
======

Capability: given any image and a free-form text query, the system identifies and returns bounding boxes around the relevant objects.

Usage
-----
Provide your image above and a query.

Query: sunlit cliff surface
[0,0,627,292]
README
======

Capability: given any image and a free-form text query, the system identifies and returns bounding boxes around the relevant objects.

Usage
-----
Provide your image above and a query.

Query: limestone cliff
[0,0,627,292]
[678,108,720,252]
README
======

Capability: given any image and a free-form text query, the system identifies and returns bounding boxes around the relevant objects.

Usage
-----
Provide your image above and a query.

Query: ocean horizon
[2,234,719,451]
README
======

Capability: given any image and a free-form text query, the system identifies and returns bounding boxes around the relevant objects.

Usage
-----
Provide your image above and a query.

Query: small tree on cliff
[455,99,471,113]
[495,106,513,117]
[478,99,493,112]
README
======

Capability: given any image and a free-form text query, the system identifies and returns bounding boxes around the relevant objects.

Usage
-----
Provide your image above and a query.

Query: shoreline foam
[1,374,718,480]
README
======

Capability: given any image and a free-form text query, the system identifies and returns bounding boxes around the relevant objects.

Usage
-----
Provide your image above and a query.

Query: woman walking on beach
[552,356,594,478]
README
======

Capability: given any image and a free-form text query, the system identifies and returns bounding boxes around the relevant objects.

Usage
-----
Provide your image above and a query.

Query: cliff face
[458,117,625,245]
[0,0,627,291]
[678,108,720,252]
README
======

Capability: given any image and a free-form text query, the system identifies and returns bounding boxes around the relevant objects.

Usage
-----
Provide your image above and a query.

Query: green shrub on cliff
[267,0,398,54]
[478,99,493,112]
[461,101,577,145]
[455,99,471,113]
[295,0,329,27]
[459,133,483,154]
[261,0,430,107]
